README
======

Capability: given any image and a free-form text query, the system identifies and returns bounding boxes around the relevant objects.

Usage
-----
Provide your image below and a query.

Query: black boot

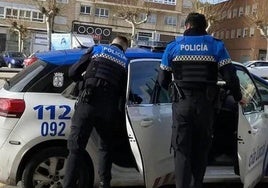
[99,181,111,188]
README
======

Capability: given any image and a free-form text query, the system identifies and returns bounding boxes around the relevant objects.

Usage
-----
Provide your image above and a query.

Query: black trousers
[172,89,215,188]
[63,87,119,188]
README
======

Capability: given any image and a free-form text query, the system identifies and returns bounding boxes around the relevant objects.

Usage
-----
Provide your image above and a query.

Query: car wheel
[21,146,94,188]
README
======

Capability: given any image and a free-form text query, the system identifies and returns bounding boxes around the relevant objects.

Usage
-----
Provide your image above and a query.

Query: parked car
[22,52,38,68]
[1,51,26,68]
[245,60,268,80]
[0,55,5,67]
[0,45,268,188]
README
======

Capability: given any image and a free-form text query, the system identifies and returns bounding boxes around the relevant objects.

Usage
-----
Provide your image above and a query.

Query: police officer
[157,12,246,188]
[63,36,129,188]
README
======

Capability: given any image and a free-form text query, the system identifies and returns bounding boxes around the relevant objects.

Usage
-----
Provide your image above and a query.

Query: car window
[129,59,170,104]
[27,64,72,93]
[259,62,268,66]
[236,68,262,114]
[4,61,47,92]
[252,75,268,102]
[4,60,72,93]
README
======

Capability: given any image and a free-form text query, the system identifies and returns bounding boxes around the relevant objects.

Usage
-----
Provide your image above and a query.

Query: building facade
[0,0,189,55]
[211,0,267,62]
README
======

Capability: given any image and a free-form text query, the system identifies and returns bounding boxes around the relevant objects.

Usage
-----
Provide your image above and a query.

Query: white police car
[245,60,268,80]
[0,44,268,188]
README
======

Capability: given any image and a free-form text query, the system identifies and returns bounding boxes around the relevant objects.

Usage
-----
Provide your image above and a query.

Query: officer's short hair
[112,36,129,51]
[185,12,207,31]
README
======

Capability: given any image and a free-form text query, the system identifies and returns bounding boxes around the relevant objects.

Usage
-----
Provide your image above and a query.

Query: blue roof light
[35,47,164,66]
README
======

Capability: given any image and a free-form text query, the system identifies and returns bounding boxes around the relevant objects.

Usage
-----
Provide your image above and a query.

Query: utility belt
[77,87,94,104]
[77,78,123,104]
[170,81,219,103]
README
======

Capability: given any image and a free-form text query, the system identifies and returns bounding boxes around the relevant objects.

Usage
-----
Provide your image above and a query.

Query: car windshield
[10,52,25,57]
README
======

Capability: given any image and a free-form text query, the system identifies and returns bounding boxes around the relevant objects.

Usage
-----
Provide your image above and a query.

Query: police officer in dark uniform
[63,36,129,188]
[157,13,246,188]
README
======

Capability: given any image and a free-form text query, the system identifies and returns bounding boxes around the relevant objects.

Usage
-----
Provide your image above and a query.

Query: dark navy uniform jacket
[69,44,128,83]
[69,44,129,97]
[158,28,242,101]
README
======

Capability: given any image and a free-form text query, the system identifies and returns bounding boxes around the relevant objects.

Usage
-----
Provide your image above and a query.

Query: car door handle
[140,118,153,127]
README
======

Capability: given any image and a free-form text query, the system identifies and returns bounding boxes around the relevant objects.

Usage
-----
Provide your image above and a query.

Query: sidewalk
[0,183,18,188]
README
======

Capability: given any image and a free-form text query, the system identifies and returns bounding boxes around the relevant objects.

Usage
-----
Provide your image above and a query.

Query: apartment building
[0,0,76,55]
[211,0,267,62]
[0,0,189,55]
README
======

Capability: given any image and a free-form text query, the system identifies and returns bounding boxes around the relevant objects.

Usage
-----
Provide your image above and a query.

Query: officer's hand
[239,97,248,106]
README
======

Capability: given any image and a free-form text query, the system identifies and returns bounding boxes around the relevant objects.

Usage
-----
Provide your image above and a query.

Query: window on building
[250,27,255,37]
[0,7,4,18]
[225,30,230,39]
[32,11,44,22]
[220,31,224,39]
[144,0,176,5]
[252,3,257,15]
[215,31,219,39]
[95,8,109,18]
[221,11,227,20]
[164,16,177,26]
[227,10,232,19]
[231,29,235,39]
[80,5,91,15]
[140,13,157,24]
[19,10,31,20]
[6,8,18,18]
[245,5,251,15]
[239,7,244,16]
[243,28,248,37]
[56,0,68,3]
[180,17,186,27]
[232,8,237,18]
[137,32,152,41]
[237,28,242,38]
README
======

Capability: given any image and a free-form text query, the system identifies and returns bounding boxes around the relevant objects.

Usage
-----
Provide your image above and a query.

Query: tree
[33,0,60,51]
[10,21,28,52]
[244,0,268,60]
[188,0,234,33]
[4,18,29,53]
[112,0,150,47]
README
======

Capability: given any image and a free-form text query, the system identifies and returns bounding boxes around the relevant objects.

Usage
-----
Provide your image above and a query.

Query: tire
[21,147,94,188]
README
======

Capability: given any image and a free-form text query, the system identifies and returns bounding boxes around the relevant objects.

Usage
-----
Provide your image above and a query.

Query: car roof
[35,47,164,66]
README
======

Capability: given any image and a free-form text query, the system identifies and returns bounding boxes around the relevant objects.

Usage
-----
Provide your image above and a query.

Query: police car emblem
[53,72,64,87]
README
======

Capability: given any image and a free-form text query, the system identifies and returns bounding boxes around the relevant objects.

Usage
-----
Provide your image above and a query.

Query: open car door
[235,65,268,188]
[125,59,174,187]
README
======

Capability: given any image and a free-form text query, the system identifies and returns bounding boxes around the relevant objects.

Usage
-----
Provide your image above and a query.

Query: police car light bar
[136,40,168,51]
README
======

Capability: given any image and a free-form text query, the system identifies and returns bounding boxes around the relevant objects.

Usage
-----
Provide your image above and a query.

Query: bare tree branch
[32,0,61,51]
[111,0,151,47]
[5,18,29,52]
[189,0,234,34]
